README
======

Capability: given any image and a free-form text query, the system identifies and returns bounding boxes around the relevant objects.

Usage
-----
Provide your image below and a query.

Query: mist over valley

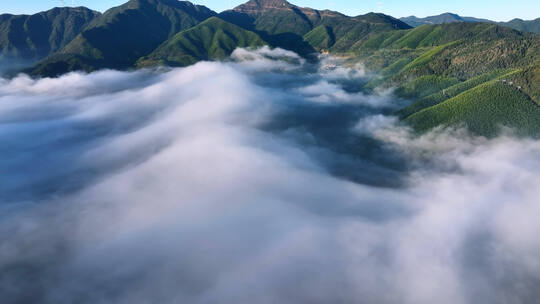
[1,0,540,303]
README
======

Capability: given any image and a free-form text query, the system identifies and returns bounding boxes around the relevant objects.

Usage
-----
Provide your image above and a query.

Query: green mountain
[399,13,540,34]
[400,13,492,27]
[30,0,411,75]
[353,22,540,137]
[359,23,539,81]
[0,7,99,61]
[396,70,510,118]
[501,18,540,34]
[19,0,540,137]
[220,0,410,54]
[30,0,216,76]
[137,17,267,67]
[404,66,540,137]
[304,13,411,52]
[221,0,346,36]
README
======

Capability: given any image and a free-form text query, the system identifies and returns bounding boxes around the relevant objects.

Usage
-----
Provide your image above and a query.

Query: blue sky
[1,0,539,21]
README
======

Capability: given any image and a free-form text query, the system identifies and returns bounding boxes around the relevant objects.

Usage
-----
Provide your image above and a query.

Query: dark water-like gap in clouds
[1,47,540,304]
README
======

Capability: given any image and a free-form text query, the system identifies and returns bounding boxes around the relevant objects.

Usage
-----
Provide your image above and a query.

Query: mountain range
[399,13,492,27]
[399,13,540,34]
[29,0,414,76]
[1,0,539,137]
[0,7,99,60]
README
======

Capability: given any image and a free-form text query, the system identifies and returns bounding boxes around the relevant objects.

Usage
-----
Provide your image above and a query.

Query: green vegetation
[303,25,335,50]
[221,0,410,54]
[328,15,410,53]
[0,7,99,60]
[137,17,266,67]
[9,0,540,138]
[397,70,511,118]
[399,13,540,34]
[347,21,540,138]
[28,0,412,74]
[401,41,458,71]
[500,18,540,34]
[28,53,100,77]
[506,64,540,105]
[393,25,437,49]
[252,8,313,36]
[30,0,216,76]
[357,23,539,80]
[379,57,413,76]
[406,81,540,137]
[399,13,492,28]
[395,75,460,99]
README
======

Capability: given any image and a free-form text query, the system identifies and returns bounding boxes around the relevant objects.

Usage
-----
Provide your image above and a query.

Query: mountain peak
[441,12,460,17]
[232,0,294,14]
[247,0,292,7]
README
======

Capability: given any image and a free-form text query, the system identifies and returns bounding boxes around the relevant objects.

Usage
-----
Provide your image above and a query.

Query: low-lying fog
[1,48,540,304]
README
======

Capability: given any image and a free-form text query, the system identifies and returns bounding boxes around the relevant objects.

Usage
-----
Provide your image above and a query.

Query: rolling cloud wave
[1,49,539,304]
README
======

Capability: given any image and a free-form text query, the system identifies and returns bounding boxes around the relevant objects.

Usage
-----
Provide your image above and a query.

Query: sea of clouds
[1,48,540,304]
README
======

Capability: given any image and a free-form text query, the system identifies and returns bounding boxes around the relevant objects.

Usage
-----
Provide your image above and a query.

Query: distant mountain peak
[229,0,348,20]
[399,12,494,27]
[232,0,294,14]
[246,0,292,8]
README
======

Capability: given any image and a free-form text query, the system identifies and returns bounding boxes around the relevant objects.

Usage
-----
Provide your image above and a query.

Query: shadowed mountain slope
[137,17,267,67]
[220,0,410,54]
[501,18,540,34]
[0,7,100,61]
[29,0,411,75]
[30,0,216,76]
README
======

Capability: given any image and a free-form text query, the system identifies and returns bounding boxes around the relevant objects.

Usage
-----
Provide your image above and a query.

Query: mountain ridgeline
[220,0,410,54]
[0,7,99,61]
[0,0,539,138]
[357,22,540,136]
[136,17,266,67]
[29,0,413,76]
[400,13,540,34]
[30,0,216,76]
[502,18,540,34]
[400,13,493,27]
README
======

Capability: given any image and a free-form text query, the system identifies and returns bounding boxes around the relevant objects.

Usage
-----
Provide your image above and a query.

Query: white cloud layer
[1,50,539,304]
